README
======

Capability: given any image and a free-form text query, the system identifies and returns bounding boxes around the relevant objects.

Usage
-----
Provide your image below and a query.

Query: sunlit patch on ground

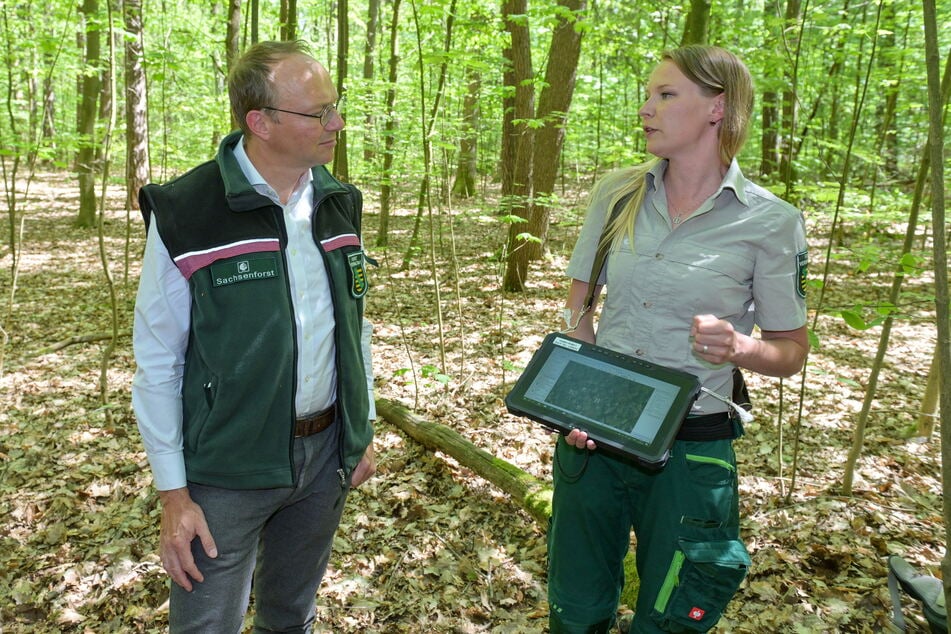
[0,177,942,632]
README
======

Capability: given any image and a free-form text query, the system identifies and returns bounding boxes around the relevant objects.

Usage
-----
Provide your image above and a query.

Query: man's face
[264,54,345,168]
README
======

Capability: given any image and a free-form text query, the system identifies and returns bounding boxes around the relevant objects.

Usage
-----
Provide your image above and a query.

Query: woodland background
[1,0,950,631]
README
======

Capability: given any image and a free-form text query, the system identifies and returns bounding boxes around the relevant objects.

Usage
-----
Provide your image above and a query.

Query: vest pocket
[652,538,750,632]
[182,373,217,452]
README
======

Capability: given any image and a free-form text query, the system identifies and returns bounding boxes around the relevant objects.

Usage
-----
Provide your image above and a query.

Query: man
[131,40,376,633]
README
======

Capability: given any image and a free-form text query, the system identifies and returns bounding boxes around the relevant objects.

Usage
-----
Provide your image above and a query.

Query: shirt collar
[646,157,749,209]
[232,136,314,206]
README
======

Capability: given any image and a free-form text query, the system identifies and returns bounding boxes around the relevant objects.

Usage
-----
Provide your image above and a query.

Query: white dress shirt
[132,137,375,491]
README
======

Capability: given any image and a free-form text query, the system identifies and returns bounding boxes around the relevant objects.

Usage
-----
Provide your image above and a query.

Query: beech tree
[123,0,149,213]
[75,0,101,228]
[501,0,587,292]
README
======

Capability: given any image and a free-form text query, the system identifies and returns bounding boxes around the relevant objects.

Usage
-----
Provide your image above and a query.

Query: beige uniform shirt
[567,159,808,415]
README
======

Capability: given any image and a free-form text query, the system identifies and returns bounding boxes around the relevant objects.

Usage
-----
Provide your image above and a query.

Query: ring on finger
[703,344,708,353]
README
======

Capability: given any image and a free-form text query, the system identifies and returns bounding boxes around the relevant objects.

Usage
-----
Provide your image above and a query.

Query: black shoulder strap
[581,191,635,315]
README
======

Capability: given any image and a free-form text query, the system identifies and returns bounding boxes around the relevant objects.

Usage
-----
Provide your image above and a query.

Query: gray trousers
[169,423,349,634]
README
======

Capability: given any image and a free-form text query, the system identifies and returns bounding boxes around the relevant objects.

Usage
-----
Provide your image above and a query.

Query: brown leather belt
[294,404,336,437]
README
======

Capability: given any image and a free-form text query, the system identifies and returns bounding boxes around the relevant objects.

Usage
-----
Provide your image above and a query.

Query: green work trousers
[547,437,750,633]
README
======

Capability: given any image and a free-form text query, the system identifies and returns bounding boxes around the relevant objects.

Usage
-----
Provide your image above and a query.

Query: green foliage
[0,0,936,200]
[421,364,452,385]
[619,551,640,610]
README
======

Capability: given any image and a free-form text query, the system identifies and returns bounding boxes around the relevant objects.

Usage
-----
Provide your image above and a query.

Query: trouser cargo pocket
[652,538,750,632]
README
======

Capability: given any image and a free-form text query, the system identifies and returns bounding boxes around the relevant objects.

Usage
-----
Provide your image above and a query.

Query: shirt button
[635,349,645,356]
[643,301,653,309]
[655,253,664,260]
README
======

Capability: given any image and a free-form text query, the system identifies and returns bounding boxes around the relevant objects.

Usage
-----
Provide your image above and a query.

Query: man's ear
[245,109,272,140]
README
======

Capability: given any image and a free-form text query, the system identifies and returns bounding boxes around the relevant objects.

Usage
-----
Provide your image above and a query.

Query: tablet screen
[506,334,701,464]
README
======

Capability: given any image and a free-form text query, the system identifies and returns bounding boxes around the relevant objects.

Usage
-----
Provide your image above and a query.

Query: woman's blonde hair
[599,45,753,252]
[664,45,754,166]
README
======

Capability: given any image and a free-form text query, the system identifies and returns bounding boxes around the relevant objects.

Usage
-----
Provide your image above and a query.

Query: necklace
[671,210,691,226]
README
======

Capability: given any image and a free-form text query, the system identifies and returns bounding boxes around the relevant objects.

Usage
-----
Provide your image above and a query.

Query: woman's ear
[710,93,726,125]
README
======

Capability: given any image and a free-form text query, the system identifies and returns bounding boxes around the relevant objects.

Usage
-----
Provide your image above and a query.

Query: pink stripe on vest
[174,239,281,280]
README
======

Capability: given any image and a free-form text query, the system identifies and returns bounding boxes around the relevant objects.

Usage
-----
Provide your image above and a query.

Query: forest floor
[0,171,943,633]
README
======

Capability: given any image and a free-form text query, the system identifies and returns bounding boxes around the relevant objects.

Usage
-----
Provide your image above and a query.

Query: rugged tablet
[506,333,701,465]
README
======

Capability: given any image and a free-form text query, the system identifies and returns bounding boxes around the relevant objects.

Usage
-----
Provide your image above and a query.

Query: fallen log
[376,398,553,525]
[377,398,641,603]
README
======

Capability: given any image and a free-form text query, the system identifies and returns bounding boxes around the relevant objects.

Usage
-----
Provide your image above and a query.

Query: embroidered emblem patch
[347,251,369,298]
[211,255,278,287]
[796,250,808,298]
[688,606,706,621]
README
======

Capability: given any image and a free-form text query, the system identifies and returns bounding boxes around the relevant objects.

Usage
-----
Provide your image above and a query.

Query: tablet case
[505,333,701,465]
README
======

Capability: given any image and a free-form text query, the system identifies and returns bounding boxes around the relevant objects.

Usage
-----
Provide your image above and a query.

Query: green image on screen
[547,361,655,433]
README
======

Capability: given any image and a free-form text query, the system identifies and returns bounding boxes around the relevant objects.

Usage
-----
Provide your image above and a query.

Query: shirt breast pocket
[668,247,753,318]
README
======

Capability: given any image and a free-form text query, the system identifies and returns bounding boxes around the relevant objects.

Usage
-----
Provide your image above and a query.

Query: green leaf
[515,232,542,244]
[840,310,870,330]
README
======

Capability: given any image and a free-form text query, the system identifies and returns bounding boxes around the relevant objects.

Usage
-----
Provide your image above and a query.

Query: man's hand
[350,443,376,488]
[158,488,217,592]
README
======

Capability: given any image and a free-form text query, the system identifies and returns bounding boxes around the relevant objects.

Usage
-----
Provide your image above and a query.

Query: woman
[548,45,809,633]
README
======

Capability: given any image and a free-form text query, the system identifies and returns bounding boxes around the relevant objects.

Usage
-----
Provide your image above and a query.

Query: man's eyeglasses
[262,95,345,127]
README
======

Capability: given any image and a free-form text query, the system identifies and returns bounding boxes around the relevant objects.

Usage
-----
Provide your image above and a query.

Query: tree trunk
[279,0,297,40]
[500,0,534,292]
[759,0,782,178]
[760,89,779,178]
[499,0,532,205]
[921,0,951,614]
[333,0,349,181]
[680,0,712,45]
[876,0,899,177]
[287,0,297,40]
[917,346,940,437]
[251,0,259,43]
[778,0,801,186]
[42,65,57,152]
[375,0,402,248]
[524,0,586,262]
[376,399,553,525]
[76,0,101,228]
[362,0,380,164]
[451,70,480,199]
[226,0,241,132]
[123,0,150,212]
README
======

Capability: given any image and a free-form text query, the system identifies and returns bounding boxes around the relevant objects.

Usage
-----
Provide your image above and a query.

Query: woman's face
[639,60,723,161]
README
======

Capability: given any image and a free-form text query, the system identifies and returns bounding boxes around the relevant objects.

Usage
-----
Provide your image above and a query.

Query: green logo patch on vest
[347,251,369,298]
[211,254,278,287]
[796,250,808,298]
